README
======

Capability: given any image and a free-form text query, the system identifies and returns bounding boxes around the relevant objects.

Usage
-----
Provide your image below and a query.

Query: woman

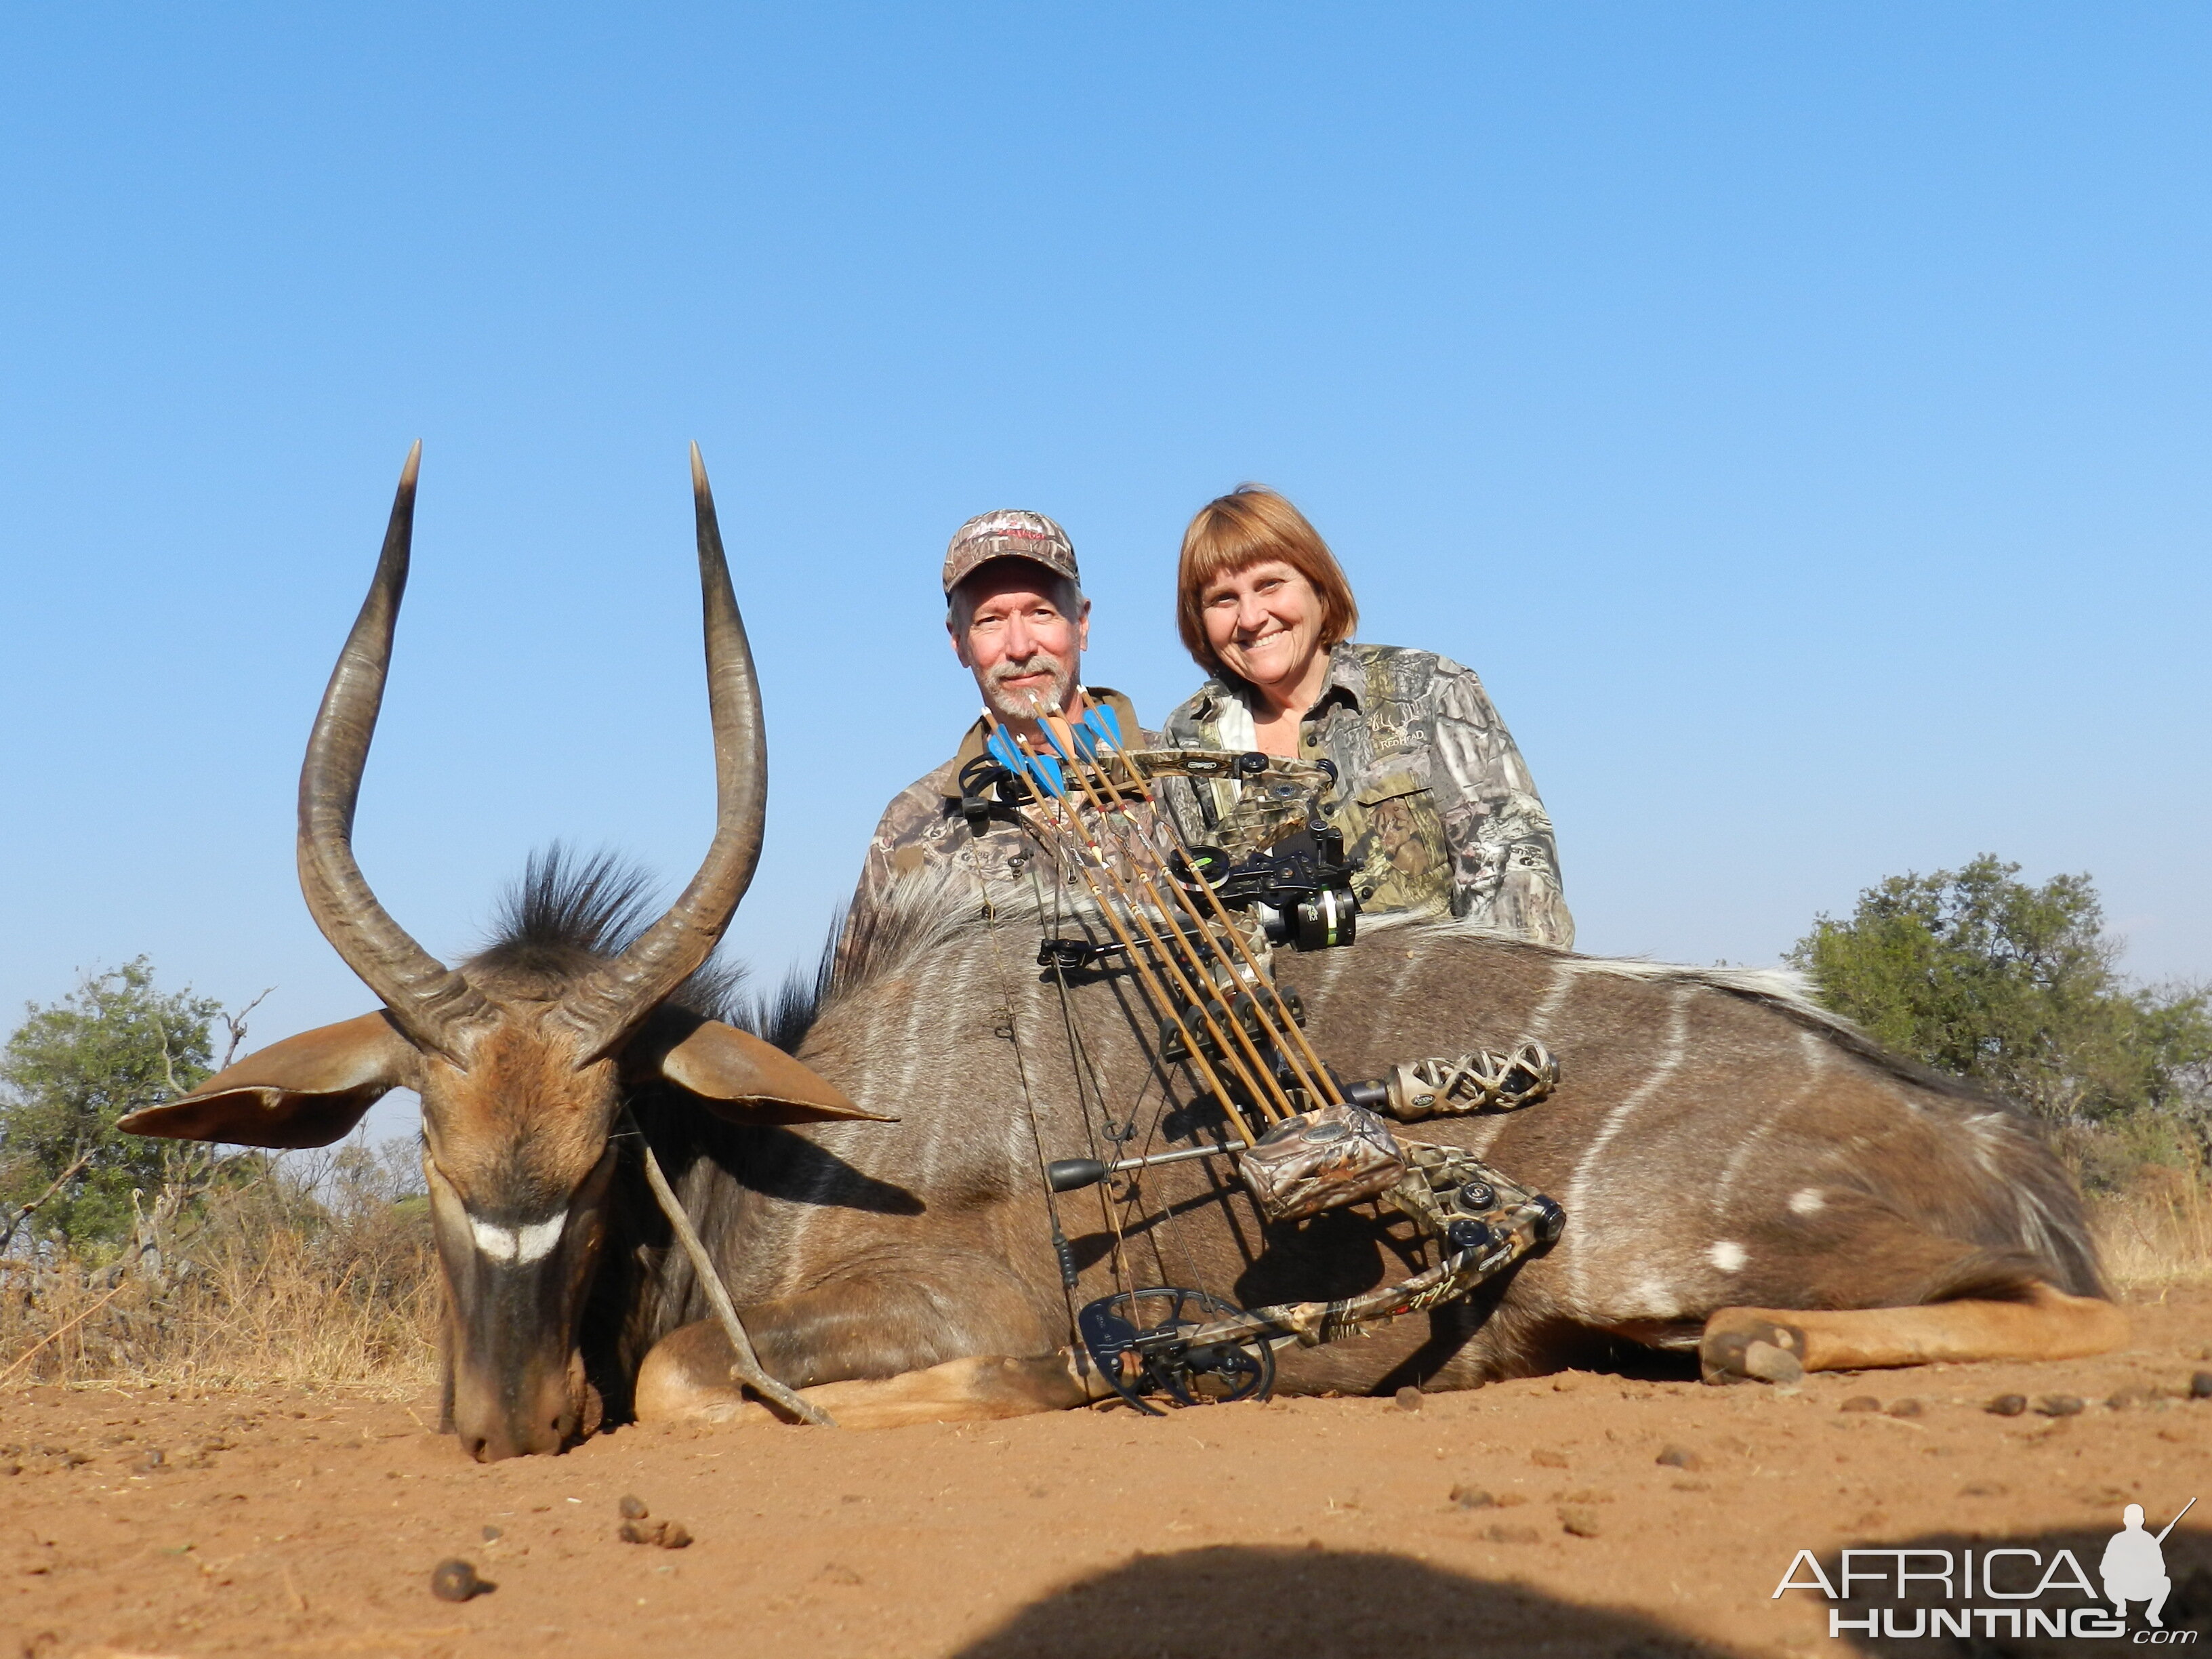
[1162,485,1574,947]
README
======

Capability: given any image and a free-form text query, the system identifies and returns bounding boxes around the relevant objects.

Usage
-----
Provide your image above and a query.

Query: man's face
[950,560,1089,725]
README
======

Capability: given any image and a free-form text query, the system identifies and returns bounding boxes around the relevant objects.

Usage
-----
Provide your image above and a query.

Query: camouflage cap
[942,509,1079,598]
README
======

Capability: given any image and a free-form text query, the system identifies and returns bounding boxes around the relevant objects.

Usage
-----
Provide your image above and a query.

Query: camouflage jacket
[841,687,1149,951]
[1160,643,1574,947]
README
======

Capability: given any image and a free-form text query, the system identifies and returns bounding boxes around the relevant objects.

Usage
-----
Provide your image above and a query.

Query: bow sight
[988,703,1565,1414]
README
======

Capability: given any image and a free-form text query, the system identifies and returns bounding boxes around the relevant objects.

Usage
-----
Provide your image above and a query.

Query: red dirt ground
[8,1287,2210,1659]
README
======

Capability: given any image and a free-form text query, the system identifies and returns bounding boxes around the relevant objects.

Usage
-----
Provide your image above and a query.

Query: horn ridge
[296,442,494,1060]
[554,443,768,1063]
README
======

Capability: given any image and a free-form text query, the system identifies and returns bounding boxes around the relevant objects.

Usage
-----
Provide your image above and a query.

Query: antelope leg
[1700,1282,2128,1382]
[636,1334,1111,1430]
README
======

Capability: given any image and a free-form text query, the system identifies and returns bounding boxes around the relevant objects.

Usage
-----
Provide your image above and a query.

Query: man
[2101,1504,2173,1629]
[841,510,1143,952]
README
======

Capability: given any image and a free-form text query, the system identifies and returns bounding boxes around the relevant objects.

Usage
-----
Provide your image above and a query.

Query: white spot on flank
[1708,1240,1747,1273]
[1788,1187,1825,1216]
[470,1214,565,1267]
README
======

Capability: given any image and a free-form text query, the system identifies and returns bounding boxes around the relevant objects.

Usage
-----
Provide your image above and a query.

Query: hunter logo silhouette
[2104,1498,2194,1629]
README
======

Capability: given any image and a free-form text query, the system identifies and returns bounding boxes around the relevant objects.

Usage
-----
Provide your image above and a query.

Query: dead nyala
[123,445,886,1460]
[130,448,2127,1460]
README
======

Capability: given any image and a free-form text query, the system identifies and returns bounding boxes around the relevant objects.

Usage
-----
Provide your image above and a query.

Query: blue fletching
[1083,702,1124,751]
[985,729,1027,777]
[1027,750,1067,796]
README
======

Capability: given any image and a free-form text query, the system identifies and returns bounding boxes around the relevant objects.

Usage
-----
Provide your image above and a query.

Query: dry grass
[2092,1162,2212,1292]
[0,1145,438,1395]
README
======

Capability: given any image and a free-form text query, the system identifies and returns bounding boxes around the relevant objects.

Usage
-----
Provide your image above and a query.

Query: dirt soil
[8,1287,2211,1659]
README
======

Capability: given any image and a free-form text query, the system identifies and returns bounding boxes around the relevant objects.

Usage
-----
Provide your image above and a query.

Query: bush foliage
[1790,855,2211,1148]
[0,958,222,1251]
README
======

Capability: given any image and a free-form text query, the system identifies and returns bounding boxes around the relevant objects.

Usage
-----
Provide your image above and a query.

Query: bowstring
[972,850,1087,1356]
[1023,853,1138,1306]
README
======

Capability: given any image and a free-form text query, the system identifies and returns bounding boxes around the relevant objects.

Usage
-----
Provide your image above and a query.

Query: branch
[0,1149,94,1256]
[218,987,274,1071]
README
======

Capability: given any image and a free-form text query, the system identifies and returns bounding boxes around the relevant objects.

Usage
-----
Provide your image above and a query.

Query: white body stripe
[1564,985,1691,1306]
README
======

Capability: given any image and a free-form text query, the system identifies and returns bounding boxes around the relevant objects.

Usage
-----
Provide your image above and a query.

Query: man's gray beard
[982,655,1075,725]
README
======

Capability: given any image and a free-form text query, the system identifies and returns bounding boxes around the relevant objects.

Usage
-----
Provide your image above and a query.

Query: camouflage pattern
[1161,642,1574,947]
[941,508,1080,597]
[842,688,1147,948]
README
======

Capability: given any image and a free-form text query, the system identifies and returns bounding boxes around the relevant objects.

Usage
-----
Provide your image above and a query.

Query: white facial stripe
[513,1216,565,1265]
[468,1213,565,1267]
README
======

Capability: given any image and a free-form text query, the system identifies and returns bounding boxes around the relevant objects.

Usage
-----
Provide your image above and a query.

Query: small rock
[1448,1485,1495,1509]
[2036,1395,2085,1418]
[1839,1396,1882,1414]
[1487,1523,1542,1544]
[618,1494,649,1520]
[2190,1372,2212,1400]
[618,1519,692,1549]
[2108,1388,2149,1411]
[1530,1448,1568,1469]
[1655,1445,1703,1471]
[1393,1386,1425,1413]
[1986,1394,2028,1416]
[1886,1398,1924,1419]
[1559,1507,1603,1538]
[430,1559,491,1602]
[815,1562,863,1586]
[480,1525,501,1542]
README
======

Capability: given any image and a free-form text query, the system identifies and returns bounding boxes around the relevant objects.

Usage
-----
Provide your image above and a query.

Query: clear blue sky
[3,5,2205,1145]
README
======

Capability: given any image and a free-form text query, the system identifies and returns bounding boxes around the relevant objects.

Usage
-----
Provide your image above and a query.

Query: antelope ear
[653,1019,892,1126]
[117,1011,420,1149]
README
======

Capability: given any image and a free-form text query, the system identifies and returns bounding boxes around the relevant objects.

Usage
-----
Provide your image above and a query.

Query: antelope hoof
[1700,1318,1807,1386]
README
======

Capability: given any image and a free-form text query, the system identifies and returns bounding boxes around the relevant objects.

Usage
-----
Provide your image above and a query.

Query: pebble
[2108,1388,2149,1411]
[1487,1523,1542,1544]
[1393,1387,1425,1413]
[430,1559,491,1602]
[1530,1448,1568,1469]
[619,1519,693,1549]
[1886,1399,1924,1419]
[618,1495,649,1520]
[1448,1485,1495,1509]
[1654,1445,1703,1471]
[2036,1395,2085,1418]
[1986,1394,2028,1416]
[480,1525,501,1542]
[1558,1507,1603,1538]
[2190,1372,2212,1399]
[1839,1396,1882,1414]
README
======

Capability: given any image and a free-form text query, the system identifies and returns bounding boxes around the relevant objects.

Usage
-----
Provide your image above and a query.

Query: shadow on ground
[950,1543,1734,1659]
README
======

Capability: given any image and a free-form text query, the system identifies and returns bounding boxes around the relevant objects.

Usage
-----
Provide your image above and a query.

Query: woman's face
[1200,559,1326,695]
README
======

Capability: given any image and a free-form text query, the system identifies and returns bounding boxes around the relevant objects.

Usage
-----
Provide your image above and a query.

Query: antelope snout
[452,1343,586,1461]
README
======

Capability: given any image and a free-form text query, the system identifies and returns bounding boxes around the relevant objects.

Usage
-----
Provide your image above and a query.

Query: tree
[1790,856,2212,1130]
[0,959,225,1252]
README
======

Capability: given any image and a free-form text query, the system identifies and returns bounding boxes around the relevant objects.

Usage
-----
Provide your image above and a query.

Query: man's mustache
[987,653,1069,689]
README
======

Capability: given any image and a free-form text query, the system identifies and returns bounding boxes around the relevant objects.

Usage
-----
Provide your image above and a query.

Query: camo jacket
[1160,643,1574,948]
[841,687,1149,954]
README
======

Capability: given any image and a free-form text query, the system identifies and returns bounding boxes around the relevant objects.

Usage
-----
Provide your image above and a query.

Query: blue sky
[3,5,2205,1143]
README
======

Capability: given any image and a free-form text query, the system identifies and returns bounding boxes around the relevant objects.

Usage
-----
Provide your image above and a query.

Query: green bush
[1791,857,2211,1159]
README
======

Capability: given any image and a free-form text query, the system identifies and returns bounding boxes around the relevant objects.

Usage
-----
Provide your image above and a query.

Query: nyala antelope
[128,449,2126,1459]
